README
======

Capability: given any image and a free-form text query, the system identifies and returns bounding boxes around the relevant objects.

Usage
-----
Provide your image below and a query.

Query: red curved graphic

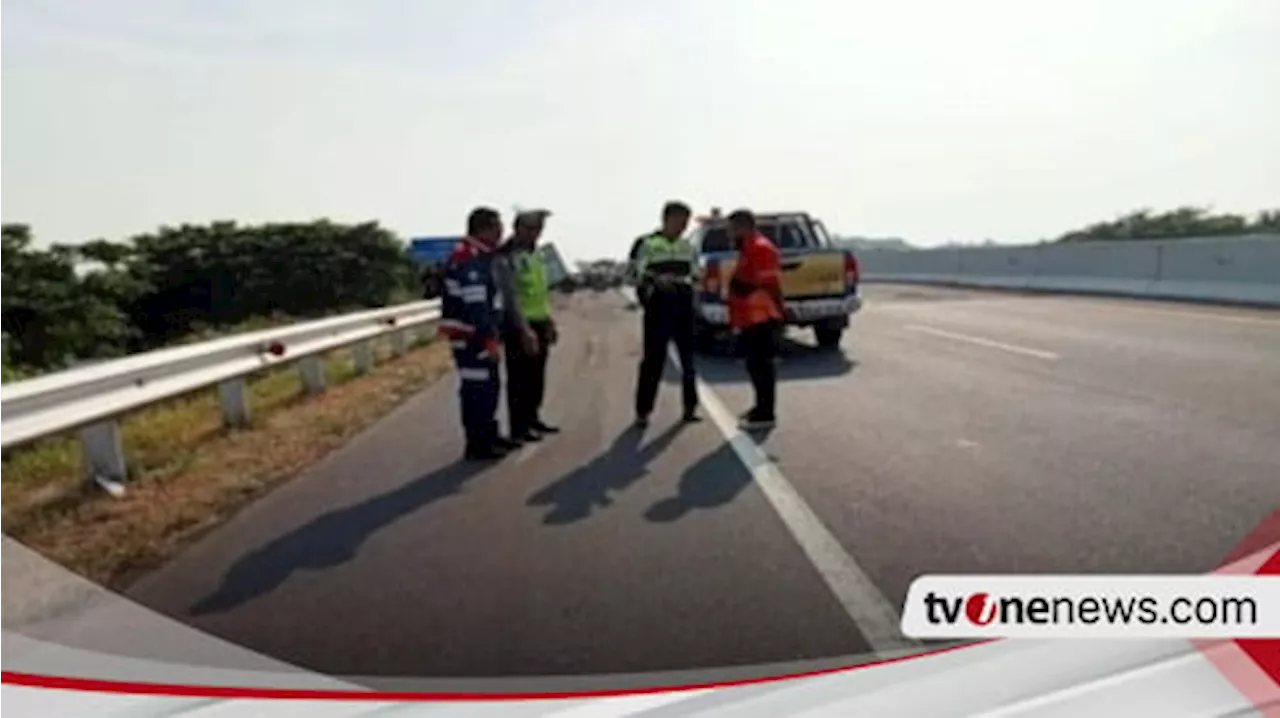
[1196,511,1280,714]
[1,642,983,701]
[1234,548,1280,685]
[4,511,1276,703]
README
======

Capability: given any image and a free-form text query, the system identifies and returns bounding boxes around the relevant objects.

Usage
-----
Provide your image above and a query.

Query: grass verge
[1,337,453,589]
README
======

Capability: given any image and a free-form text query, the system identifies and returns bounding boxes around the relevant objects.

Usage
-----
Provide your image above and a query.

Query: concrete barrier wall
[956,247,1039,289]
[1029,241,1161,297]
[858,234,1280,307]
[859,247,962,284]
[1149,235,1280,305]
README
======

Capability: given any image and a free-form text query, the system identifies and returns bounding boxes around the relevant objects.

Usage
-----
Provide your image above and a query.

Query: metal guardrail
[0,300,442,491]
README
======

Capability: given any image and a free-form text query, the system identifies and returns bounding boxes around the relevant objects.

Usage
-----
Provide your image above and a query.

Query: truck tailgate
[714,249,847,299]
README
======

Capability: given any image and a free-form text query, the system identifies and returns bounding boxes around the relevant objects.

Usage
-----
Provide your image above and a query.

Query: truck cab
[689,210,862,350]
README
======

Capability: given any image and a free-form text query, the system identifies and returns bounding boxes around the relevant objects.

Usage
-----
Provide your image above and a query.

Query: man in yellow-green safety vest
[497,209,561,442]
[632,200,701,427]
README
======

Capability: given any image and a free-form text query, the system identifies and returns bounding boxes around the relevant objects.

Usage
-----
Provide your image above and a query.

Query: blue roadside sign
[407,237,459,265]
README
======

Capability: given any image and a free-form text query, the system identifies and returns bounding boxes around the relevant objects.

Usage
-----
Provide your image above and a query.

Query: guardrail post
[417,323,437,345]
[299,356,326,394]
[217,378,251,427]
[390,330,408,357]
[80,421,127,483]
[352,341,374,374]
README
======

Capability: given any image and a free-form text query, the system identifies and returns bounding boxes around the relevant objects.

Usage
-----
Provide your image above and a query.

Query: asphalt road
[127,285,1280,682]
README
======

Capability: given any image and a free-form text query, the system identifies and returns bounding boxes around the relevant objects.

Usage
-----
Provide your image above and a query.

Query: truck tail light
[844,252,860,287]
[702,259,721,296]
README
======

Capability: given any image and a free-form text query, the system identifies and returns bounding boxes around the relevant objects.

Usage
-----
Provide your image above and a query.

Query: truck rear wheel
[694,322,731,356]
[814,326,843,349]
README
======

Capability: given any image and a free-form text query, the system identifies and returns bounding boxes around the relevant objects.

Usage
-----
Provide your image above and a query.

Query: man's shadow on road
[644,443,755,523]
[527,422,686,525]
[188,460,489,617]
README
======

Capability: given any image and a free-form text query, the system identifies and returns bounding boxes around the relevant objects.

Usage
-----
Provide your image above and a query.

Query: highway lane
[701,285,1280,610]
[125,285,1280,682]
[127,291,870,681]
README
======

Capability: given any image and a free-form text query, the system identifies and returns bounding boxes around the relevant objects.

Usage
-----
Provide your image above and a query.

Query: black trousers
[456,360,500,449]
[635,291,697,417]
[503,319,552,435]
[738,320,780,420]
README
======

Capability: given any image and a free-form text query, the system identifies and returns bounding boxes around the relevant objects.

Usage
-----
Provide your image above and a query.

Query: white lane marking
[904,324,1061,360]
[669,348,917,654]
[515,443,541,464]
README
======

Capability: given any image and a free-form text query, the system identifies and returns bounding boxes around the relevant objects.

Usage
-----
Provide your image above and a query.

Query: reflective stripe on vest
[637,233,696,280]
[512,250,550,320]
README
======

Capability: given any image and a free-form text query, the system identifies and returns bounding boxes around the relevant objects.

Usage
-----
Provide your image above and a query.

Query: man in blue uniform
[440,207,520,461]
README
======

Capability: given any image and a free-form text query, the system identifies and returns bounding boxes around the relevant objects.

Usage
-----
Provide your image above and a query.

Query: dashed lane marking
[904,324,1061,361]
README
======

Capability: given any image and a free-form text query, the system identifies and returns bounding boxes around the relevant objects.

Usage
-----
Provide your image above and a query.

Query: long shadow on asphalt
[527,422,687,525]
[188,460,489,616]
[643,443,753,523]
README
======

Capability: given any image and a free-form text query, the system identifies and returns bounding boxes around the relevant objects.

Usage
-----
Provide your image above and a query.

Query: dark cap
[727,208,756,229]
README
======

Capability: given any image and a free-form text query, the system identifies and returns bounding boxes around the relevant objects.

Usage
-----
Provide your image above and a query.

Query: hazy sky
[4,0,1278,261]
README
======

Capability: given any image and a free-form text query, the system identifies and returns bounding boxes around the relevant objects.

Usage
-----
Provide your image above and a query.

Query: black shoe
[681,410,702,423]
[634,414,650,428]
[531,420,560,434]
[493,436,522,451]
[514,429,543,443]
[464,445,508,461]
[738,411,776,430]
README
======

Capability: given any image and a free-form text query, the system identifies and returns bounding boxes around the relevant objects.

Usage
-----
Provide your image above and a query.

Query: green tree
[1254,209,1280,233]
[2,219,417,374]
[1056,206,1280,242]
[1,225,138,370]
[124,219,413,344]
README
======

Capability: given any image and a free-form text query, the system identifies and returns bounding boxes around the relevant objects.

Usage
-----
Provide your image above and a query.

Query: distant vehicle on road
[557,274,581,294]
[690,210,862,350]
